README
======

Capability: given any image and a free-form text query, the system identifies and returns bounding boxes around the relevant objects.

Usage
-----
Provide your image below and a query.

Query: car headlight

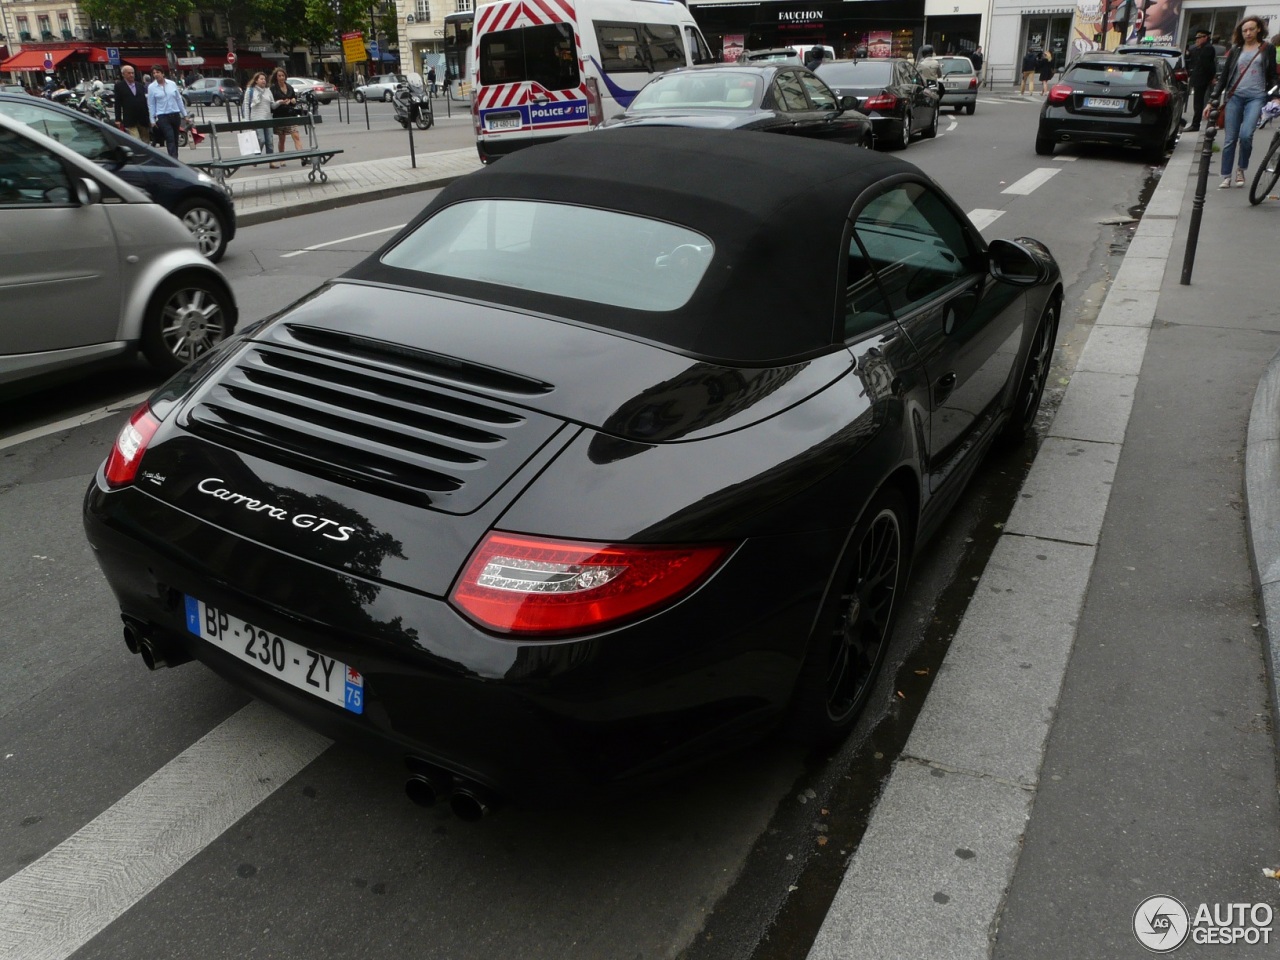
[197,173,215,185]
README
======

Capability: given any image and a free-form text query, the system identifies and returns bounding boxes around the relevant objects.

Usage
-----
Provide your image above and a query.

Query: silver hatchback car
[0,114,237,395]
[924,55,978,114]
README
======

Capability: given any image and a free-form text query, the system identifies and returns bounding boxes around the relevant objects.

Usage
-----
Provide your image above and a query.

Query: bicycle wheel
[1249,134,1280,205]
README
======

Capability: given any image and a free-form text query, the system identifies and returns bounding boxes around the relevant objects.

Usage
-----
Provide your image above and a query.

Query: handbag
[1216,46,1263,128]
[236,130,261,155]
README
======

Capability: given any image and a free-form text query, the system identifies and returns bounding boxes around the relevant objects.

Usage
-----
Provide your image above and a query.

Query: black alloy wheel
[1250,135,1280,204]
[788,490,911,743]
[141,275,233,375]
[1001,299,1059,444]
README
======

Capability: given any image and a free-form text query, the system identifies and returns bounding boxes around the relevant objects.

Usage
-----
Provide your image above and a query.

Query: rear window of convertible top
[381,199,715,313]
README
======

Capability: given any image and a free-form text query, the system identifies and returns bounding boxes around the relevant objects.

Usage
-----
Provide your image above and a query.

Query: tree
[80,0,195,34]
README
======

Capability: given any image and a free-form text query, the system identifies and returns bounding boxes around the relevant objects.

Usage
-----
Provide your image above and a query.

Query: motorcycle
[78,88,110,123]
[392,73,433,131]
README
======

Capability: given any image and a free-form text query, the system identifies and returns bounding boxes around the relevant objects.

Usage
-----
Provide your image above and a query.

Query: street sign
[341,31,365,64]
[176,56,205,66]
[42,55,54,72]
[106,47,120,65]
[226,52,237,65]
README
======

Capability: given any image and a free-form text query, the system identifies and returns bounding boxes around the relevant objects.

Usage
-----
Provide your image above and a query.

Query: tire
[897,112,912,149]
[354,90,366,103]
[923,108,938,139]
[141,274,234,375]
[1249,135,1280,205]
[964,102,975,115]
[1000,298,1059,445]
[383,90,394,102]
[211,95,223,107]
[787,489,912,744]
[1035,134,1055,156]
[415,112,431,130]
[174,198,228,262]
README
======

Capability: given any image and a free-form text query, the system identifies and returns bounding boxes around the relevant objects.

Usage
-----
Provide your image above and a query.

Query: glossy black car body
[0,92,237,261]
[84,129,1061,810]
[816,58,941,149]
[602,64,872,148]
[1116,44,1189,92]
[1036,52,1184,160]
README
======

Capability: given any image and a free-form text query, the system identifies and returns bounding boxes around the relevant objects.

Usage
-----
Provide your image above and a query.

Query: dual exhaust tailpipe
[122,617,192,671]
[404,759,500,821]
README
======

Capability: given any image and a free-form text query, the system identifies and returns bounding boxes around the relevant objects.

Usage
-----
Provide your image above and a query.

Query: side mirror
[988,238,1048,286]
[839,95,858,111]
[75,177,102,205]
[109,143,137,165]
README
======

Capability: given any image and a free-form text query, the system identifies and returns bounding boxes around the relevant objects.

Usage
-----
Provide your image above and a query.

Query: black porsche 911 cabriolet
[84,128,1061,818]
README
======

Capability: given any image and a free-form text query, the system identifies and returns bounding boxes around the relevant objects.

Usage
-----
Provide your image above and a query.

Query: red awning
[121,55,169,70]
[1,48,75,72]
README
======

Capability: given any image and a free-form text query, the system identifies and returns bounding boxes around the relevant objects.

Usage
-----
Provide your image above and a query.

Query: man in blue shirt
[147,64,185,159]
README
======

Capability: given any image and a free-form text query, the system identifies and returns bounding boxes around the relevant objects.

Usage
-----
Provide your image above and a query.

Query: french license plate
[184,595,364,714]
[1084,97,1125,110]
[487,113,522,130]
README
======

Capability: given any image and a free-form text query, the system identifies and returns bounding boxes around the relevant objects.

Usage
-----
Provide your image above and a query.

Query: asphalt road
[0,95,1161,960]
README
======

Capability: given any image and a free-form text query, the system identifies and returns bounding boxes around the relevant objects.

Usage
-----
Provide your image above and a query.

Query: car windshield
[0,99,116,162]
[939,59,973,76]
[630,72,762,110]
[819,61,892,84]
[1067,62,1156,85]
[382,199,714,313]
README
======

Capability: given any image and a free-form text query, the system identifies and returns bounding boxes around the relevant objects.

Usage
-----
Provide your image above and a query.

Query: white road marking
[280,224,406,258]
[0,391,150,452]
[947,118,958,133]
[1002,167,1060,195]
[0,702,330,960]
[1054,155,1078,161]
[967,209,1006,231]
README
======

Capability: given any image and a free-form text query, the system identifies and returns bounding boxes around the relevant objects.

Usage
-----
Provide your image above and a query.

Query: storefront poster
[723,34,745,62]
[1072,1,1104,58]
[1127,0,1181,44]
[867,30,892,58]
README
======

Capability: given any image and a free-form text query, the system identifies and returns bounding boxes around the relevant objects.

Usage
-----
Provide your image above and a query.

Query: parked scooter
[392,73,433,130]
[77,81,110,122]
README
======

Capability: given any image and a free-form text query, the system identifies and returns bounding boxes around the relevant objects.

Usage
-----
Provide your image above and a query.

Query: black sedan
[84,129,1061,818]
[602,63,872,148]
[816,58,941,149]
[0,92,237,261]
[1036,52,1184,161]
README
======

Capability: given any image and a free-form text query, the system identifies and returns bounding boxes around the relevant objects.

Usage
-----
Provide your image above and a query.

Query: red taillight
[1141,89,1171,107]
[586,77,603,126]
[451,532,732,636]
[1174,69,1188,83]
[968,77,977,90]
[1047,84,1073,104]
[103,404,161,488]
[862,93,898,111]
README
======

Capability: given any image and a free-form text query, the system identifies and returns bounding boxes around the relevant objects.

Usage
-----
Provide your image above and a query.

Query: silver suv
[354,74,407,103]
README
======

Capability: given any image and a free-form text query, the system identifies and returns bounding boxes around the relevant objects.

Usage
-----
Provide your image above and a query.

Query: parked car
[0,83,28,95]
[0,114,236,395]
[735,47,803,66]
[288,76,339,104]
[601,64,872,148]
[923,54,978,114]
[353,73,406,102]
[1116,44,1189,92]
[182,77,243,107]
[0,92,237,261]
[1036,52,1184,161]
[816,57,941,149]
[82,128,1061,816]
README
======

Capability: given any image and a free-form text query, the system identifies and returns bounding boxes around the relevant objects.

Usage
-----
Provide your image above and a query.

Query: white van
[472,0,713,163]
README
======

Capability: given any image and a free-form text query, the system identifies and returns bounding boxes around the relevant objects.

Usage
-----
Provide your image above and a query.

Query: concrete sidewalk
[809,140,1280,956]
[224,147,483,227]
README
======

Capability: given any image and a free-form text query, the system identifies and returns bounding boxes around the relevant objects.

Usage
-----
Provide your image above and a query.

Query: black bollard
[1180,104,1221,285]
[225,99,233,123]
[364,94,370,131]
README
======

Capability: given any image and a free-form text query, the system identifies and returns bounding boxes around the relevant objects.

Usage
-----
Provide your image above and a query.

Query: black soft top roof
[346,127,920,364]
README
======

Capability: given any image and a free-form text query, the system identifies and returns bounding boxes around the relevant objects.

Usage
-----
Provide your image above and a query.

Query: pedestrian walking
[243,71,278,168]
[427,65,437,97]
[113,65,150,143]
[268,68,305,163]
[1205,15,1280,188]
[1184,28,1216,131]
[1038,49,1055,95]
[969,45,984,78]
[1021,49,1039,94]
[146,64,185,159]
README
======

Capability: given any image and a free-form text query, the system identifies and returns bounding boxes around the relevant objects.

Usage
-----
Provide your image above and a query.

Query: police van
[472,0,713,162]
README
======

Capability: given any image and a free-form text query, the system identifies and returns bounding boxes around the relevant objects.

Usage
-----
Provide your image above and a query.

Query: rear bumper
[476,133,571,164]
[1038,111,1170,149]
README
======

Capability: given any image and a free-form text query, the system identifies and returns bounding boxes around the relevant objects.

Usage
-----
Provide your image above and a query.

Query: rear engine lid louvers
[180,323,563,513]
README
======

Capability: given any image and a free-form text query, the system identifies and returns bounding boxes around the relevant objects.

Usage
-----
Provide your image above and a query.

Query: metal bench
[188,114,343,190]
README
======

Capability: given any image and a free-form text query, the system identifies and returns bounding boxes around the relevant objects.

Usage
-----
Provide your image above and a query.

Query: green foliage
[81,0,195,32]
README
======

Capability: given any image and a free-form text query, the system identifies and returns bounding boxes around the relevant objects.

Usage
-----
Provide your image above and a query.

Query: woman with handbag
[268,68,305,164]
[244,72,279,169]
[1204,16,1280,188]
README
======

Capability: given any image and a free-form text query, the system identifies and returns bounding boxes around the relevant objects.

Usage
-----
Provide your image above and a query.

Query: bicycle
[1248,97,1280,204]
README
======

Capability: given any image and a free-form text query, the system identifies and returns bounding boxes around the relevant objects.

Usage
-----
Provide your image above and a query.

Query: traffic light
[164,33,172,51]
[188,39,196,53]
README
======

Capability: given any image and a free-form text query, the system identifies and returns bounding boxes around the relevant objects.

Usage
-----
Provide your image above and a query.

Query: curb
[806,145,1197,959]
[235,173,466,227]
[1244,345,1280,757]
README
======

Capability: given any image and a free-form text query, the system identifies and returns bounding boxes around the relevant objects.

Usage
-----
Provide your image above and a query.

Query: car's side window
[0,128,74,206]
[799,73,837,111]
[845,232,894,339]
[853,182,979,316]
[0,100,116,163]
[774,70,810,111]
